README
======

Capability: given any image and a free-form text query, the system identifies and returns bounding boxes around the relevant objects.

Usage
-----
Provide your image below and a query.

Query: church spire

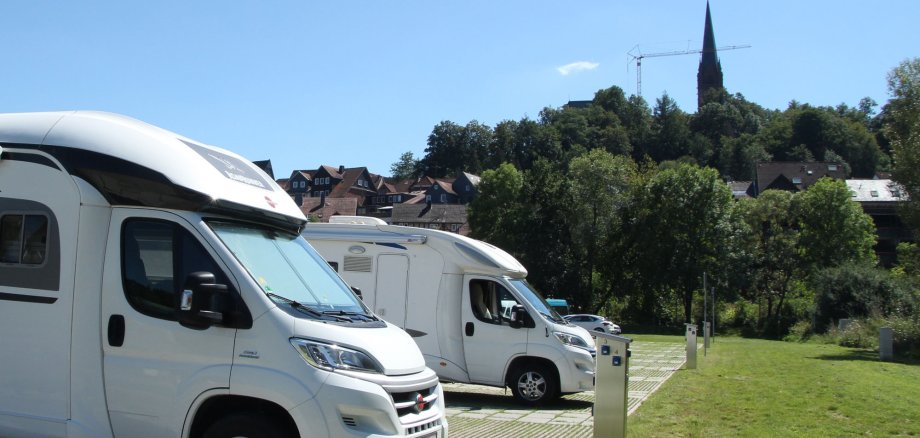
[697,1,724,108]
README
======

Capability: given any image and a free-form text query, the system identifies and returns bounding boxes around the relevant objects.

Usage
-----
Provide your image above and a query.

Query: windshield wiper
[266,293,351,322]
[322,309,379,322]
[540,311,565,323]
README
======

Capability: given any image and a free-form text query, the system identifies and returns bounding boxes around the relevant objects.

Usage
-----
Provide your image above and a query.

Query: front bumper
[290,368,447,437]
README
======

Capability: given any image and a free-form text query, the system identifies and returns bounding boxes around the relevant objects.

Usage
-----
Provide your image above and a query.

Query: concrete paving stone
[549,417,586,425]
[457,412,491,419]
[559,413,592,421]
[518,414,556,423]
[490,412,526,418]
[504,410,532,416]
[487,415,522,422]
[539,410,564,415]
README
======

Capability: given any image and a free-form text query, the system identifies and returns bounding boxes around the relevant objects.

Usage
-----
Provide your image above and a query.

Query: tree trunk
[684,289,694,324]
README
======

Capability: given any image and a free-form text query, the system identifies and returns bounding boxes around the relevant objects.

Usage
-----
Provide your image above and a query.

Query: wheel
[203,413,291,438]
[509,363,559,406]
[593,327,606,333]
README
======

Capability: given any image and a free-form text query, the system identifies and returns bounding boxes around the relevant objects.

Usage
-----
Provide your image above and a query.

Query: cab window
[122,219,234,320]
[469,279,520,325]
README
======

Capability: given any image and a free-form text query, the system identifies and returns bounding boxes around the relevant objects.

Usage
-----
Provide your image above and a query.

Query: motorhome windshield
[209,221,369,317]
[508,278,565,324]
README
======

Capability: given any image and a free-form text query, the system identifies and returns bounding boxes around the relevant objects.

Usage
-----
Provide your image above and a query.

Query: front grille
[406,418,441,436]
[341,416,357,427]
[391,384,439,419]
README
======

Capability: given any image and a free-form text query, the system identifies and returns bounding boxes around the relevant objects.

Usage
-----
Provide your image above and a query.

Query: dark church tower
[697,1,723,108]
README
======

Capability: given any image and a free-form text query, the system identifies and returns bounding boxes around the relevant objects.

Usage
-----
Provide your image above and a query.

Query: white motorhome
[303,219,596,406]
[0,112,446,438]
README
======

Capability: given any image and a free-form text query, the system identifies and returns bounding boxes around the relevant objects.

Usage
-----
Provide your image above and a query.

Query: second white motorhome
[303,219,596,405]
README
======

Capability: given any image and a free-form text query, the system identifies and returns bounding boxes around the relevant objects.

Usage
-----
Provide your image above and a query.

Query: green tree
[421,120,493,177]
[884,58,920,145]
[628,163,733,323]
[755,105,883,177]
[389,151,421,180]
[648,92,692,162]
[811,262,898,330]
[794,178,877,272]
[467,160,579,306]
[516,160,580,302]
[887,58,920,230]
[719,133,770,181]
[736,190,801,330]
[468,163,525,250]
[567,150,638,310]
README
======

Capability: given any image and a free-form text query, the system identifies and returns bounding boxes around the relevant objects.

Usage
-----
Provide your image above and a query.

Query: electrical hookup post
[593,332,632,438]
[685,323,698,370]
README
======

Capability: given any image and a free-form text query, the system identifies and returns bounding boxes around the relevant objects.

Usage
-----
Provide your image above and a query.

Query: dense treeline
[397,59,920,349]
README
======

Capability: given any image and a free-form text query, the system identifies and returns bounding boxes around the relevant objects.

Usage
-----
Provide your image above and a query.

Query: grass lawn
[627,336,920,437]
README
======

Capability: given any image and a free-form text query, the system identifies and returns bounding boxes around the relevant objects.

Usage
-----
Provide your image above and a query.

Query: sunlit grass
[629,337,920,437]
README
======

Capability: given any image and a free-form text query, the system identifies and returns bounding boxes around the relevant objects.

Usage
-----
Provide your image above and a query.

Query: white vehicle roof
[0,111,305,231]
[304,222,528,277]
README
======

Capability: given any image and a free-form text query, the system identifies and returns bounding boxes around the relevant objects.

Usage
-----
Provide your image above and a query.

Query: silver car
[564,314,621,334]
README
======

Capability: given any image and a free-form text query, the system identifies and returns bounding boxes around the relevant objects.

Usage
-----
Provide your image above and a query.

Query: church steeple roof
[701,2,719,68]
[697,1,724,108]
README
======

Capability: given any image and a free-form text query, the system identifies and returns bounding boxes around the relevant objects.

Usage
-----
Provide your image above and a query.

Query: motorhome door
[461,276,528,385]
[101,211,237,438]
[374,254,410,328]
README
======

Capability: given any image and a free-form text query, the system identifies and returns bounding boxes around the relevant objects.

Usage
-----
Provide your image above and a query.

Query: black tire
[509,363,559,406]
[203,413,291,438]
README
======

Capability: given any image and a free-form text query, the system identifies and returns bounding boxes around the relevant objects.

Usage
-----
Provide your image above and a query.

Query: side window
[1,214,48,265]
[469,279,519,325]
[122,219,233,321]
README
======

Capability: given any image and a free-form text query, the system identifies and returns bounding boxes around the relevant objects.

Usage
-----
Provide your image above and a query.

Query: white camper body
[303,221,596,405]
[0,112,445,438]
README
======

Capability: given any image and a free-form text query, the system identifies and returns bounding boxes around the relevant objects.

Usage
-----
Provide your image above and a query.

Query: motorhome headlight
[290,338,383,373]
[554,332,592,350]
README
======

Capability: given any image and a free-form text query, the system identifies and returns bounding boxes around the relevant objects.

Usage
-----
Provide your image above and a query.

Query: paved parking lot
[444,341,686,437]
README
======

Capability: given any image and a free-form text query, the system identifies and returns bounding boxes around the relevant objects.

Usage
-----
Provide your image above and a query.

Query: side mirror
[178,271,228,329]
[509,304,527,329]
[351,286,363,301]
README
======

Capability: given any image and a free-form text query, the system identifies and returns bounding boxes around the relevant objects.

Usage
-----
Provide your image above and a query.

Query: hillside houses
[271,163,479,234]
[727,161,913,266]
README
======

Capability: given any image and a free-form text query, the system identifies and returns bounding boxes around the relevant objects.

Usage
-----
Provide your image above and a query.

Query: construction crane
[627,44,751,96]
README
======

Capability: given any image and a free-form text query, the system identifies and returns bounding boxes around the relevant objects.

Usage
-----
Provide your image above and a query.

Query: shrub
[834,316,920,359]
[839,319,874,349]
[783,320,813,342]
[811,262,901,331]
[887,316,920,359]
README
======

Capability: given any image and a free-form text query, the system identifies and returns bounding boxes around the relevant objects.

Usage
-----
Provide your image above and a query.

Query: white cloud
[557,61,600,76]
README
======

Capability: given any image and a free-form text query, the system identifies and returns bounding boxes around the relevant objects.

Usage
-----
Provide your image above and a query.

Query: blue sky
[2,1,917,179]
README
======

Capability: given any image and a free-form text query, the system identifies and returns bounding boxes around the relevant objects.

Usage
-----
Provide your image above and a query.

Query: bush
[783,320,813,342]
[839,319,874,349]
[888,316,920,359]
[834,316,920,359]
[811,262,901,331]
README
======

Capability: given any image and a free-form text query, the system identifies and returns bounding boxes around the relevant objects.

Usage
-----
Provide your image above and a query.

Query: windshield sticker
[182,140,272,191]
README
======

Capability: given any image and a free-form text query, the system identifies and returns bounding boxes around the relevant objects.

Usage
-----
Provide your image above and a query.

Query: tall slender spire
[697,1,724,108]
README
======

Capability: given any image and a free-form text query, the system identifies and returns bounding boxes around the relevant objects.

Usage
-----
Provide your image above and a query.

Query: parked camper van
[303,219,596,405]
[0,112,446,438]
